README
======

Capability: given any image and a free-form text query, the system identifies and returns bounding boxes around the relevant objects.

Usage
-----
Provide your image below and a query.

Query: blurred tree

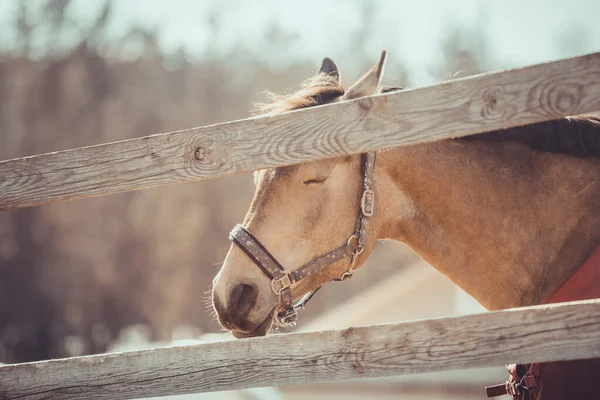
[429,8,494,80]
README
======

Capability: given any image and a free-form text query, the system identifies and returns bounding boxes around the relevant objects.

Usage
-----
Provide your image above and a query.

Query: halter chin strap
[229,152,376,326]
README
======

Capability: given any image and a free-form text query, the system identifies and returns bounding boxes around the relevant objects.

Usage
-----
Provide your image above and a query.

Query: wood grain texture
[1,299,600,400]
[2,52,600,211]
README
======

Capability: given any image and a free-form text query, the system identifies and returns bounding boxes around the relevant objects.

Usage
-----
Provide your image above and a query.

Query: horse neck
[375,139,600,310]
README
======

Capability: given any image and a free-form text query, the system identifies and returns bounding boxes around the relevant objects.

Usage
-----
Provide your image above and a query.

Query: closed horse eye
[303,176,329,185]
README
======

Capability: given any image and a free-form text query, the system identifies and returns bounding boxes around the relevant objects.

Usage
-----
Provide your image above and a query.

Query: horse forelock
[253,75,345,115]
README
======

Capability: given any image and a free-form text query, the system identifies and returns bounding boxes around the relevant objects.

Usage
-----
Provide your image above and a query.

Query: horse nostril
[230,284,258,317]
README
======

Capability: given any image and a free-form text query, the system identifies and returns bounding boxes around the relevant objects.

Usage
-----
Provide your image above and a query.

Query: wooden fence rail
[1,299,600,400]
[1,52,600,211]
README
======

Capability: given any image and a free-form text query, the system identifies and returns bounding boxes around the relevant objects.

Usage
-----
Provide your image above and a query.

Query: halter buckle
[271,274,292,295]
[361,189,375,217]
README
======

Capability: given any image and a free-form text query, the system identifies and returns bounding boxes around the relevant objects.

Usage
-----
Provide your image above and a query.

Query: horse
[211,51,600,399]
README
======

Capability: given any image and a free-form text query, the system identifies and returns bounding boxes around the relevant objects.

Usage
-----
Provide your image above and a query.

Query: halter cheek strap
[229,152,376,326]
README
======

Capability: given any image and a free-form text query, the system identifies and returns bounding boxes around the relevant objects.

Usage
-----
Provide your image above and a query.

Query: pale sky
[1,0,599,85]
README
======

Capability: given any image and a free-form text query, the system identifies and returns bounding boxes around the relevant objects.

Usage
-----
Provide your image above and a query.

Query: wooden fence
[2,52,600,211]
[1,299,599,400]
[1,52,600,399]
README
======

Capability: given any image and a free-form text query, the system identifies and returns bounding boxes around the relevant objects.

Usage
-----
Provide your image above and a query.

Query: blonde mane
[254,74,344,115]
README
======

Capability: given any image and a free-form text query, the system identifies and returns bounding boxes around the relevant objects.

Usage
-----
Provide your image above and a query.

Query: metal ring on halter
[347,234,361,250]
[338,235,366,280]
[348,233,365,266]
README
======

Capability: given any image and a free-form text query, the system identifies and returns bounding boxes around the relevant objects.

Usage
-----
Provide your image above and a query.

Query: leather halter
[229,152,376,326]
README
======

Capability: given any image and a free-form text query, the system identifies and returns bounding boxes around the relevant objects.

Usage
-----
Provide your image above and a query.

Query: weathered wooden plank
[1,299,600,400]
[2,52,600,211]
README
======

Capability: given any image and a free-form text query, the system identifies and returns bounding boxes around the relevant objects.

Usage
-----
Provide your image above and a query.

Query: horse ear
[317,57,340,82]
[344,50,387,100]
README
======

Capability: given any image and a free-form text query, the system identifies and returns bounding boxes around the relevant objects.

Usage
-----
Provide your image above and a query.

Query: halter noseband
[229,152,376,326]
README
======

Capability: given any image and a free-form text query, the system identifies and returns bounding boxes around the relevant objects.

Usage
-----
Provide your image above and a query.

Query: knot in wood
[540,81,582,116]
[194,147,207,161]
[554,86,579,113]
[481,87,504,119]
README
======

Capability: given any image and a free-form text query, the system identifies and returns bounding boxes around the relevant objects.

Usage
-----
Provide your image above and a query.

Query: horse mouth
[231,309,275,339]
